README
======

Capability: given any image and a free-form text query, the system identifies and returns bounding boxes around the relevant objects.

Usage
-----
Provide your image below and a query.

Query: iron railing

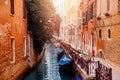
[95,61,112,80]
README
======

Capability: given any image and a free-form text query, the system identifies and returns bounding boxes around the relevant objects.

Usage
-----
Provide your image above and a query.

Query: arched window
[11,38,15,63]
[99,29,102,39]
[23,37,26,57]
[108,29,111,39]
[10,0,14,15]
[23,0,27,19]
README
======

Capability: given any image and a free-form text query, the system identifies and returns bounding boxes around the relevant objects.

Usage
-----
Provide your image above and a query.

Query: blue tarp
[56,48,63,54]
[59,54,72,66]
[76,77,82,80]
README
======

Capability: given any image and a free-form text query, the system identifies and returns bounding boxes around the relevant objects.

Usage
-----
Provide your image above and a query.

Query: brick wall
[0,0,29,80]
[96,14,120,67]
[105,15,120,67]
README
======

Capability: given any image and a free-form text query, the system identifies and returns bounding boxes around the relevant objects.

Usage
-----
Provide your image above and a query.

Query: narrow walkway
[94,58,120,80]
[44,43,61,80]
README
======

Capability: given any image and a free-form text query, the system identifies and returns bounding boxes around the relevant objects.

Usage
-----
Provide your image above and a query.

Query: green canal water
[18,43,74,80]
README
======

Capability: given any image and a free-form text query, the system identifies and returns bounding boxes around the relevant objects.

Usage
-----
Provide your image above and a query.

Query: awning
[59,54,72,66]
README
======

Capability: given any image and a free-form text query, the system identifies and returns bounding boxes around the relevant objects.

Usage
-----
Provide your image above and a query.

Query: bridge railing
[88,60,98,75]
[95,61,112,80]
[59,41,112,79]
[77,57,98,76]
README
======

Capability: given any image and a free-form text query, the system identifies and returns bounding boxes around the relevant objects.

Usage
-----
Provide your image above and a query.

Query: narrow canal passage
[18,42,74,80]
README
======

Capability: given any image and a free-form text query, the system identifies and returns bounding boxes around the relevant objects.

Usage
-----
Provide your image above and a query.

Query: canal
[18,43,75,80]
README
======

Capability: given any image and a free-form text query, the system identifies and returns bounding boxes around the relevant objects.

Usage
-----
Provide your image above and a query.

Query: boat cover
[76,77,82,80]
[59,54,72,66]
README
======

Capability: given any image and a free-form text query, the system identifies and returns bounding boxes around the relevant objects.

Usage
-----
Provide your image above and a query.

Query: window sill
[107,38,111,41]
[23,55,28,60]
[10,14,14,17]
[11,61,15,64]
[23,18,27,21]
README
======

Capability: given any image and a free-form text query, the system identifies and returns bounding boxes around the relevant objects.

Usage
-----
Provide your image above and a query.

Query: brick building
[0,0,29,79]
[96,0,120,67]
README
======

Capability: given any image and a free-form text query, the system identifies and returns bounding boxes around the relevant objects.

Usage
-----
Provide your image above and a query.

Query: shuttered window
[118,0,120,13]
[10,0,14,15]
[90,4,93,19]
[23,0,27,19]
[99,29,102,39]
[11,38,15,63]
[107,0,110,11]
[86,11,88,24]
[23,37,26,57]
[108,29,111,39]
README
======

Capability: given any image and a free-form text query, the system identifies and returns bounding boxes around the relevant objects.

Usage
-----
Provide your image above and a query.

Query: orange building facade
[80,0,96,54]
[0,0,28,79]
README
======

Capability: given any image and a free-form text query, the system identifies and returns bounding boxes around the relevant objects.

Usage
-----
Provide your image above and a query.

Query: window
[118,0,120,13]
[23,0,27,19]
[107,0,110,11]
[97,0,101,16]
[10,0,14,15]
[86,11,88,23]
[11,38,15,63]
[108,29,111,39]
[99,29,102,39]
[90,4,93,19]
[23,37,26,57]
[92,33,94,48]
[82,12,87,25]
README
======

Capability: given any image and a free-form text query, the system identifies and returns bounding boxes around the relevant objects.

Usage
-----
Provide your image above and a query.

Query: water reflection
[18,43,74,80]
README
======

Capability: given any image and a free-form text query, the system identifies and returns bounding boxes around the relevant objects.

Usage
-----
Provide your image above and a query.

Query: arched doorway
[97,49,105,59]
